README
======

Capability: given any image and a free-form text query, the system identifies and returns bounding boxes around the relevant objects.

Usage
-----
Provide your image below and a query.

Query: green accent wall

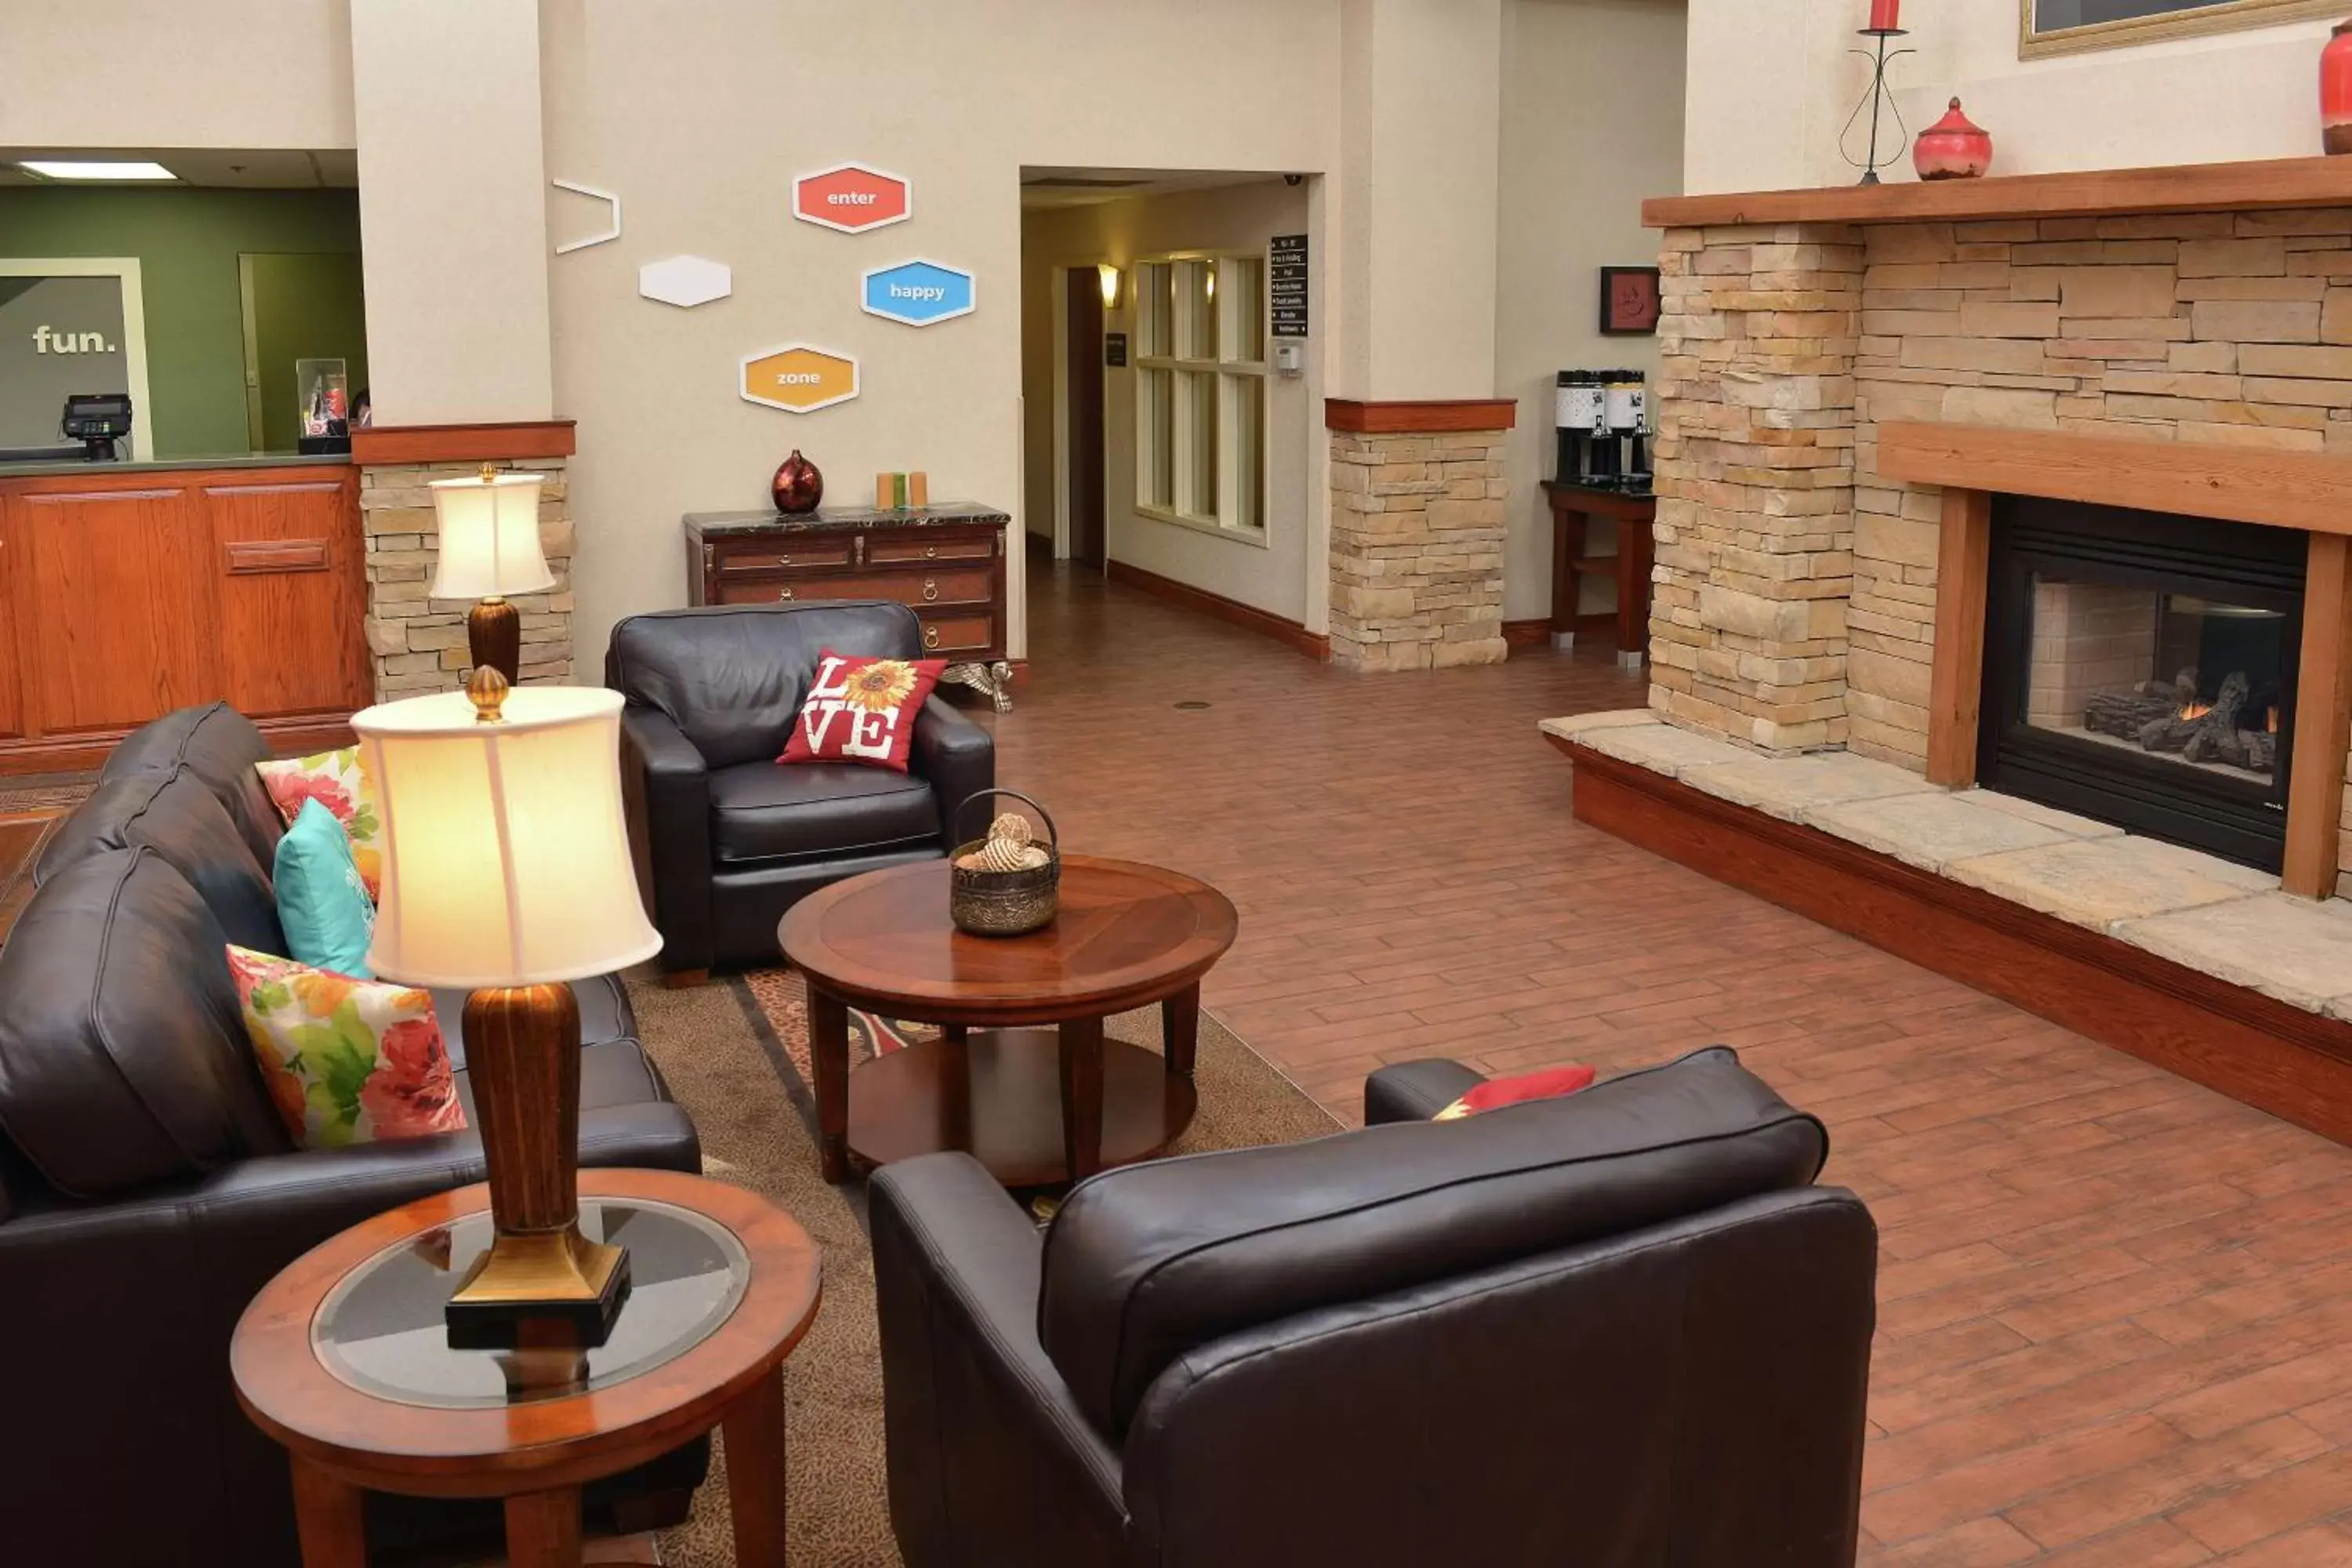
[0,187,363,458]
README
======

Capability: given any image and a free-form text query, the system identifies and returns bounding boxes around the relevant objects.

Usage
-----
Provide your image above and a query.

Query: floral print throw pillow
[226,946,466,1148]
[255,746,384,899]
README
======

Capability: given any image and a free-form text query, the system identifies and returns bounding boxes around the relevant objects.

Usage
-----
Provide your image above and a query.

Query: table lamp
[353,670,662,1349]
[427,465,555,684]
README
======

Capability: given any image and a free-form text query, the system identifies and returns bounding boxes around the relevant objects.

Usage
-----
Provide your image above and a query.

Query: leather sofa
[608,601,995,979]
[870,1047,1876,1568]
[0,703,706,1568]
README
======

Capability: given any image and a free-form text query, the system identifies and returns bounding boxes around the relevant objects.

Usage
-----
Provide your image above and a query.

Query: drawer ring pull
[922,579,940,601]
[776,554,790,565]
[777,587,795,601]
[924,544,938,559]
[924,625,941,649]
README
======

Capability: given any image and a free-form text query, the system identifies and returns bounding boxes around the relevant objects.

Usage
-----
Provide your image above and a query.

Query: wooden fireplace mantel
[1644,153,2352,230]
[1893,421,2352,899]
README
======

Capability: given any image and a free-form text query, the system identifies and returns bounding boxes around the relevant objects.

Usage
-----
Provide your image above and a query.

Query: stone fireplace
[1644,157,2352,898]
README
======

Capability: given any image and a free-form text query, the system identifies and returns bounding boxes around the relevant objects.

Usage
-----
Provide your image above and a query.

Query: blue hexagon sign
[862,259,976,327]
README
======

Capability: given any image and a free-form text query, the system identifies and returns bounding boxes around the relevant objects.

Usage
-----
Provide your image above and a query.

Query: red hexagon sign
[793,164,911,234]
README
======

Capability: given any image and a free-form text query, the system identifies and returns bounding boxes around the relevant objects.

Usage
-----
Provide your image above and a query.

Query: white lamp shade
[426,471,556,600]
[354,686,662,988]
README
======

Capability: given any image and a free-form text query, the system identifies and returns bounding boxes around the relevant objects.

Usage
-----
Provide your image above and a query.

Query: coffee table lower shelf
[849,1029,1198,1188]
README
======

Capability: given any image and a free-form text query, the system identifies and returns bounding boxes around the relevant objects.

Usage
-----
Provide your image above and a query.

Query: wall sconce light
[1205,267,1217,302]
[1098,263,1120,310]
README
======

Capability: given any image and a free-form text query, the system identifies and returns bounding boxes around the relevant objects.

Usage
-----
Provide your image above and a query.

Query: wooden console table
[684,503,1014,710]
[1542,481,1656,669]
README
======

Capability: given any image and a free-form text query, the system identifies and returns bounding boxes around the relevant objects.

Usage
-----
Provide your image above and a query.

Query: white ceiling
[1019,167,1297,210]
[0,148,358,189]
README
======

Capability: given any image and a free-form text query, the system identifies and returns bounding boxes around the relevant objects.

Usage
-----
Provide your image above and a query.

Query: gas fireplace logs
[2082,670,2278,776]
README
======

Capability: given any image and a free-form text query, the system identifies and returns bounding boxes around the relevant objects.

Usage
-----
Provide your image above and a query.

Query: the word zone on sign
[862,260,976,326]
[740,343,859,413]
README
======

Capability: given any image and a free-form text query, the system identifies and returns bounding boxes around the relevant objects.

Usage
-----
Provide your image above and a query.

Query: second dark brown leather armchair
[869,1047,1877,1568]
[607,601,995,978]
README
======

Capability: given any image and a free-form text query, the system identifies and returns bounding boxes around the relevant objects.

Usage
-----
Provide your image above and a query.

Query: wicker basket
[949,789,1060,937]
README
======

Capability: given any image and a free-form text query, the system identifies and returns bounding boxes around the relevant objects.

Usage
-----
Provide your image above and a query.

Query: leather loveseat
[0,703,706,1568]
[608,601,995,980]
[869,1046,1877,1568]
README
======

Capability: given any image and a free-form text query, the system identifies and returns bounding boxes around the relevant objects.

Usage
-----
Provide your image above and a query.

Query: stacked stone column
[1327,426,1511,671]
[1650,223,1864,752]
[358,459,576,699]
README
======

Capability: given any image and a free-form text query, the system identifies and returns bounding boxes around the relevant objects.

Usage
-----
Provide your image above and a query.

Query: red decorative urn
[1913,97,1993,181]
[2324,19,2352,154]
[771,449,823,514]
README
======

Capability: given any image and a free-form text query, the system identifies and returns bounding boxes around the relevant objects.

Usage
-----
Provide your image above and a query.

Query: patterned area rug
[626,967,1341,1568]
[0,779,94,817]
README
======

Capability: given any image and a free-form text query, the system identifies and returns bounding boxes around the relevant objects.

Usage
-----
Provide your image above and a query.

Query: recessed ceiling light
[18,160,178,182]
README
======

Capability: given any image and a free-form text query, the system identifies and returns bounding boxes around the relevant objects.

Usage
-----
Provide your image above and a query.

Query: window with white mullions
[1134,252,1268,539]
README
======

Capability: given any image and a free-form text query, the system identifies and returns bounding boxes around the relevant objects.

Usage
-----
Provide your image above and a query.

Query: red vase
[2324,20,2352,154]
[1914,97,1993,182]
[771,449,823,514]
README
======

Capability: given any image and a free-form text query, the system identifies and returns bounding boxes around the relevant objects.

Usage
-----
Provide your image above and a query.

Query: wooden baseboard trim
[0,713,355,778]
[1504,615,1616,648]
[1325,398,1518,434]
[1105,560,1330,661]
[1555,738,2352,1145]
[352,419,578,466]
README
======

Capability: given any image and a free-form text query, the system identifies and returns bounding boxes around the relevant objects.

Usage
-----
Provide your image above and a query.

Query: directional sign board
[793,164,911,234]
[1270,232,1309,338]
[740,343,859,413]
[861,259,975,326]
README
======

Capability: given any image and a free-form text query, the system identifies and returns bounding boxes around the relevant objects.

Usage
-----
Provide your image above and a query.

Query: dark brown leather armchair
[869,1047,1876,1568]
[0,705,706,1567]
[607,601,995,979]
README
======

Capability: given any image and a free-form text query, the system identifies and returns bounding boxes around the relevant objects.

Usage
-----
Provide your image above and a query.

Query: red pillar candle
[2325,20,2352,154]
[1869,0,1900,30]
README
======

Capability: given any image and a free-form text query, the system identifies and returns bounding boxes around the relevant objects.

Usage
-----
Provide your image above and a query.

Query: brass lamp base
[445,982,632,1349]
[446,1224,631,1350]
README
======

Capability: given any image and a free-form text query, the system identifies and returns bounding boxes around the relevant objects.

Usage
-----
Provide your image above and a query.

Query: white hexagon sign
[639,255,732,309]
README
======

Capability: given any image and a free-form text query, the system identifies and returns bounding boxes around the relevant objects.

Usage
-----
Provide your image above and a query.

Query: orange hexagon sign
[739,343,859,413]
[793,164,911,234]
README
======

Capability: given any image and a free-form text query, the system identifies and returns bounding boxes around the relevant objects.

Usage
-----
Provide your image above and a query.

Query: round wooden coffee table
[231,1169,822,1567]
[779,855,1238,1185]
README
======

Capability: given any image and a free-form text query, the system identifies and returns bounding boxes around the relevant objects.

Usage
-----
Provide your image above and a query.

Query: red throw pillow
[780,650,949,773]
[1432,1064,1597,1121]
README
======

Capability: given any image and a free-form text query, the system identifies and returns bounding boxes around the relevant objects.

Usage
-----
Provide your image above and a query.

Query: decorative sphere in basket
[949,789,1059,936]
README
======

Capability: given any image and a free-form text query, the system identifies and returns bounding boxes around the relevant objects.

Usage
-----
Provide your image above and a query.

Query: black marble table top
[684,503,1010,537]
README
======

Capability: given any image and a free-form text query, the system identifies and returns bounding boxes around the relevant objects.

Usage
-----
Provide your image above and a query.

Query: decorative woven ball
[974,835,1033,873]
[986,812,1033,847]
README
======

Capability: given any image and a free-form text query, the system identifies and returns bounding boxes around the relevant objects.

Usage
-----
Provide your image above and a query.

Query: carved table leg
[724,1363,791,1566]
[808,985,851,1182]
[290,1457,368,1568]
[1058,1015,1105,1181]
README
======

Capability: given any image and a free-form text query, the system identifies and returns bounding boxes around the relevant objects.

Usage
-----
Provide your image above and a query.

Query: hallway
[999,561,2352,1566]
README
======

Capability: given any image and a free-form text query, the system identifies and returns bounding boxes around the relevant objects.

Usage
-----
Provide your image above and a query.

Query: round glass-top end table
[232,1169,822,1568]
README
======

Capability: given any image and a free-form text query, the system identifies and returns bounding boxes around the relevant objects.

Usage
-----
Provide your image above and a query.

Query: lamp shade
[354,686,661,988]
[426,470,556,600]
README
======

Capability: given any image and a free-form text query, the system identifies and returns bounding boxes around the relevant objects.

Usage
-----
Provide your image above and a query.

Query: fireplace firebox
[1977,495,2307,873]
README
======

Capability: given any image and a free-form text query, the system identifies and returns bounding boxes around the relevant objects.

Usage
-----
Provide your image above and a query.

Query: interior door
[240,252,370,454]
[1066,268,1106,568]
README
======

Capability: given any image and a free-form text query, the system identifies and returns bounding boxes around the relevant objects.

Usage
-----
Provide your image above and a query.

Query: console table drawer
[869,533,995,564]
[917,612,993,655]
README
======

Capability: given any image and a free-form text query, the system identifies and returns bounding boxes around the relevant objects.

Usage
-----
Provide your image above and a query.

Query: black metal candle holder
[1840,27,1915,187]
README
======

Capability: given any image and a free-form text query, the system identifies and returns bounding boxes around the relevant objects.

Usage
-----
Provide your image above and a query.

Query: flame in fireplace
[2180,699,2212,722]
[2268,705,2279,735]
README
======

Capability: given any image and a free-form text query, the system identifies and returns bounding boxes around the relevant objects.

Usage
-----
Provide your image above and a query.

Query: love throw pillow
[780,651,948,773]
[1432,1064,1598,1121]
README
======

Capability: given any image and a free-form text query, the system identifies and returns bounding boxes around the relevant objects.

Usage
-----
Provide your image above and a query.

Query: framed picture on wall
[1599,266,1661,336]
[2021,0,2344,60]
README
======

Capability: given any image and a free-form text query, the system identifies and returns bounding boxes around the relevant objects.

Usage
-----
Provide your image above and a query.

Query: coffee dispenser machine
[1554,368,1650,491]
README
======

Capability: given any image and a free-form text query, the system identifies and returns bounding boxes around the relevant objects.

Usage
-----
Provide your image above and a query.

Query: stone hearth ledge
[1541,712,2352,1022]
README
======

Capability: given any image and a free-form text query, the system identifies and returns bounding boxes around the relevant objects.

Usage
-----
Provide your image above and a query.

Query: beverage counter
[0,456,370,773]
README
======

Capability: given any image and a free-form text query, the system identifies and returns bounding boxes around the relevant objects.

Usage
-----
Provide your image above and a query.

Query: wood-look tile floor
[993,561,2352,1566]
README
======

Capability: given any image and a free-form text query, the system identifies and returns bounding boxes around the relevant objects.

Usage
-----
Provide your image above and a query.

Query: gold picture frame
[2021,0,2346,60]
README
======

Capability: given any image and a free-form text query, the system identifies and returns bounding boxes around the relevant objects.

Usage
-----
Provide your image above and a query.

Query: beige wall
[350,0,554,426]
[0,1,353,150]
[1495,0,1686,621]
[1021,180,1318,626]
[1685,0,2342,194]
[538,0,1348,665]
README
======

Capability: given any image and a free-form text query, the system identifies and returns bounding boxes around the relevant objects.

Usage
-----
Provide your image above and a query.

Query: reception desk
[0,456,370,774]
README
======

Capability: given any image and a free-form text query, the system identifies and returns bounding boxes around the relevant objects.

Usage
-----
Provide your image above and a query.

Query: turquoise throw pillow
[272,797,376,977]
